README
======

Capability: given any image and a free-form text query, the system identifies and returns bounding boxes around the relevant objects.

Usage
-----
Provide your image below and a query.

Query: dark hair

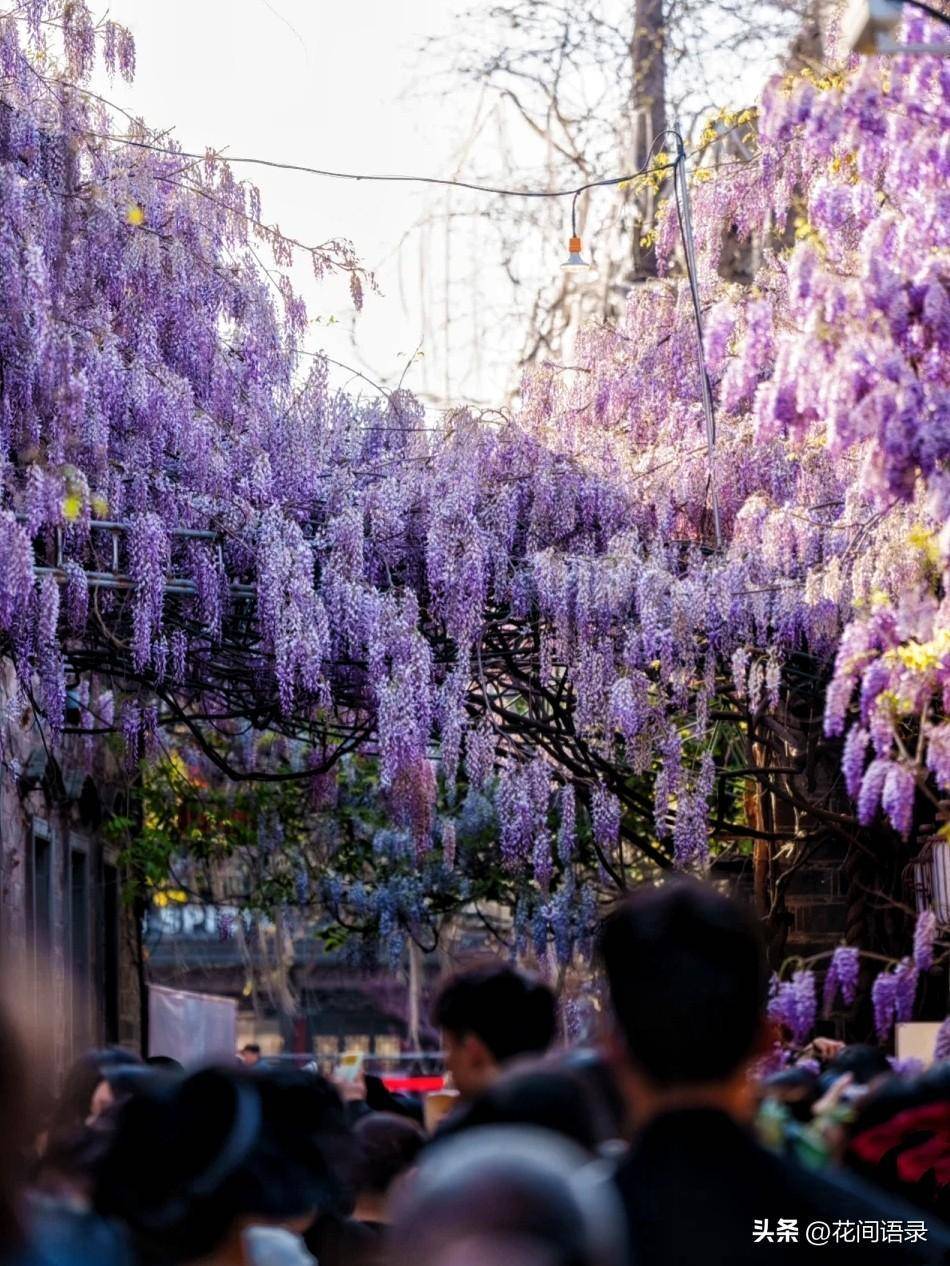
[388,1127,627,1266]
[433,965,556,1063]
[763,1067,818,1093]
[104,1064,164,1098]
[0,1003,28,1252]
[33,1062,147,1198]
[364,1072,424,1126]
[241,1044,261,1056]
[95,1068,352,1264]
[555,1049,627,1140]
[825,1044,891,1087]
[48,1047,141,1138]
[33,1122,112,1195]
[761,1068,820,1124]
[598,879,768,1086]
[352,1112,425,1196]
[146,1056,184,1074]
[446,1065,608,1154]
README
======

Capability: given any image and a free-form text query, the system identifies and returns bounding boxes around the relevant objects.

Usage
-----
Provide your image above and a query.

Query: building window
[69,846,90,1053]
[343,1035,371,1055]
[103,863,120,1044]
[26,821,52,999]
[373,1035,401,1059]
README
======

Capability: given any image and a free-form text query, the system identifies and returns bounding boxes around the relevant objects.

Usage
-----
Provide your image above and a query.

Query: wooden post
[407,940,422,1051]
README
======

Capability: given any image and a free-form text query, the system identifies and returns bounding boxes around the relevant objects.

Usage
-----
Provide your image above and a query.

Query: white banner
[148,984,237,1067]
[895,1021,943,1068]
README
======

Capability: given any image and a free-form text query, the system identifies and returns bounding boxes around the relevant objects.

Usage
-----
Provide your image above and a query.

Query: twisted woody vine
[0,1,947,1051]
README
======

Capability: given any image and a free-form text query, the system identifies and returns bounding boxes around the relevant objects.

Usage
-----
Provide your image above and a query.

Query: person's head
[351,1112,425,1218]
[444,1063,608,1155]
[49,1047,141,1138]
[824,1044,892,1089]
[147,1056,184,1074]
[433,965,557,1099]
[33,1049,140,1207]
[87,1064,162,1128]
[760,1067,820,1124]
[598,880,769,1115]
[32,1122,112,1201]
[95,1067,352,1264]
[238,1044,262,1067]
[388,1126,627,1266]
[553,1049,627,1142]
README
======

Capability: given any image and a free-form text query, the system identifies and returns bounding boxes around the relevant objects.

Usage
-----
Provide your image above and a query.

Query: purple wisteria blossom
[841,727,869,800]
[823,945,861,1013]
[893,958,919,1023]
[441,820,457,870]
[872,970,898,1041]
[768,971,816,1046]
[0,1,945,999]
[790,970,817,1045]
[557,784,576,864]
[881,763,916,839]
[857,760,890,826]
[591,784,621,853]
[913,910,937,973]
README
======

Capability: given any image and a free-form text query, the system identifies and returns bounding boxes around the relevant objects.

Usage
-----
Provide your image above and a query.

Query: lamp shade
[561,235,592,273]
[913,837,950,926]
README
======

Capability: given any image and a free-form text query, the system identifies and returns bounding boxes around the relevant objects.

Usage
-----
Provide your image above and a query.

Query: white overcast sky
[93,1,789,408]
[94,0,473,403]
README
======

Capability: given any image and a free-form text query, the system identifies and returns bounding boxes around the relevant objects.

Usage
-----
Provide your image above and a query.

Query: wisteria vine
[0,3,948,1020]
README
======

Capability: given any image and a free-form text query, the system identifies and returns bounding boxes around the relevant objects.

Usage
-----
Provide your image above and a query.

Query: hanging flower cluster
[0,5,947,986]
[822,944,860,1014]
[771,907,947,1052]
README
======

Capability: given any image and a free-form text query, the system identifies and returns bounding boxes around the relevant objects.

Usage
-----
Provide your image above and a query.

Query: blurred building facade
[0,664,143,1080]
[144,899,446,1061]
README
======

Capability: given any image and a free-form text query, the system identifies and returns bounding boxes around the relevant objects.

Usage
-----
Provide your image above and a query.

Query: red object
[848,1103,950,1187]
[291,1018,309,1054]
[380,1075,444,1094]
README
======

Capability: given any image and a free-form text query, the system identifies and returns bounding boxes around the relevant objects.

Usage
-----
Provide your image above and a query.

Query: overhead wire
[89,116,723,546]
[670,130,722,550]
[91,130,678,204]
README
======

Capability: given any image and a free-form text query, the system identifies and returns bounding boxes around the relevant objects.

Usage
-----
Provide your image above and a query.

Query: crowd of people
[1,880,948,1265]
